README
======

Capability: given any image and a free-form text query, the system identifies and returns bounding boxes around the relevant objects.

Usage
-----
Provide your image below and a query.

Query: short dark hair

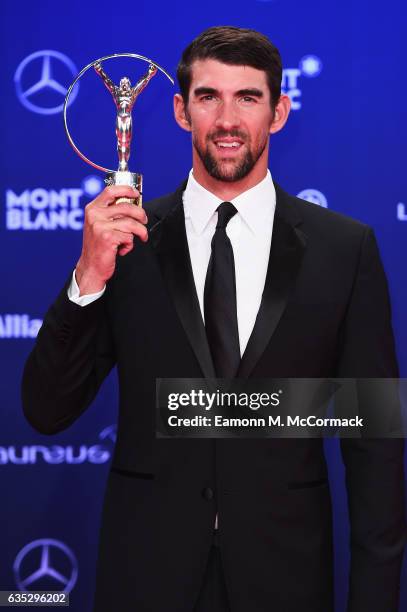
[177,26,282,109]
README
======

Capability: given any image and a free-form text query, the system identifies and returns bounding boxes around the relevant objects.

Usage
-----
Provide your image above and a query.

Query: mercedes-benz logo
[13,538,78,593]
[14,50,79,115]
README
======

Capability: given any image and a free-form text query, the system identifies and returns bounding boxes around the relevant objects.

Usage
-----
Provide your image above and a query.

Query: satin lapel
[237,186,307,378]
[149,191,216,379]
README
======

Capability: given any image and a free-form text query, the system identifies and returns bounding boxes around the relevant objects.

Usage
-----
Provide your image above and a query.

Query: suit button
[202,487,214,501]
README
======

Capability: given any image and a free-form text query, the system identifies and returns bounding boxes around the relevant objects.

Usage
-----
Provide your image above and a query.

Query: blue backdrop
[1,0,406,609]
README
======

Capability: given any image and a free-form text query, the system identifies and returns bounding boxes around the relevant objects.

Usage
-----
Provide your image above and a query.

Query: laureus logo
[0,425,116,465]
[297,189,328,208]
[397,203,407,221]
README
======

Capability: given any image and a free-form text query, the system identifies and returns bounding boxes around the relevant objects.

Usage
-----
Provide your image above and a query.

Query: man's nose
[214,101,241,130]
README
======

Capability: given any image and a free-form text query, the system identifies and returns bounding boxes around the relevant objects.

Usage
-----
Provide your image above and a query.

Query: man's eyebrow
[192,87,264,98]
[236,88,264,98]
[193,87,218,97]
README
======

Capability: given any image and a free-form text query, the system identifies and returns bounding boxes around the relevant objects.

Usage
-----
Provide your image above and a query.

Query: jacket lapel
[149,184,216,379]
[149,180,306,381]
[237,183,307,378]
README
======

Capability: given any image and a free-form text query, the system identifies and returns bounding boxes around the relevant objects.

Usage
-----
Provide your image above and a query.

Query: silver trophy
[63,53,174,206]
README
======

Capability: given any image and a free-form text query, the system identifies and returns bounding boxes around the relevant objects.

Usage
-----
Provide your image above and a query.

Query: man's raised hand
[75,185,148,295]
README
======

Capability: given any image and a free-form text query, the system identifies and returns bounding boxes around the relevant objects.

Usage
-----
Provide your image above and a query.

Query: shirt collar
[183,169,275,235]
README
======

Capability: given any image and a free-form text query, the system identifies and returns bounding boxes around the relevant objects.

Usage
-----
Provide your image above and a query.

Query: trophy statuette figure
[94,62,157,204]
[63,54,174,207]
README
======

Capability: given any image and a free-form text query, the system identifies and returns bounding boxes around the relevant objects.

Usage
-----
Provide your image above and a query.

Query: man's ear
[269,94,291,134]
[174,93,192,132]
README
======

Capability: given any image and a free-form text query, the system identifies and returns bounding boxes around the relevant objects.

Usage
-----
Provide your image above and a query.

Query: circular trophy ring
[63,53,174,173]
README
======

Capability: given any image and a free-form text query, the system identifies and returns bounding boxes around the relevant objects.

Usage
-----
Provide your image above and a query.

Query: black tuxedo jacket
[22,181,406,612]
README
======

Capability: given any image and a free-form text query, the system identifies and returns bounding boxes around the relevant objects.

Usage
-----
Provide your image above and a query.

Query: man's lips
[212,138,245,152]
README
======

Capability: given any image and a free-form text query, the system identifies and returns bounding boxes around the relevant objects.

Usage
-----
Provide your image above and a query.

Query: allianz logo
[0,444,111,465]
[0,314,42,339]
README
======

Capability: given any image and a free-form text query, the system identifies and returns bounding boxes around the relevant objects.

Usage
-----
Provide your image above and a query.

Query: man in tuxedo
[22,26,405,612]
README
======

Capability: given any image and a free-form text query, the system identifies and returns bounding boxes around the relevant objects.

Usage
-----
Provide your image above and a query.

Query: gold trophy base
[104,171,143,207]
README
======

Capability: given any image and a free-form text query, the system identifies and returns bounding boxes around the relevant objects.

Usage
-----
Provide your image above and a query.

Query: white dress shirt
[183,169,275,355]
[68,169,277,529]
[69,169,276,356]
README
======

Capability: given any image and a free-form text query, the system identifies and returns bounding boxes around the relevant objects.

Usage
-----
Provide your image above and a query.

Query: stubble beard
[193,131,268,183]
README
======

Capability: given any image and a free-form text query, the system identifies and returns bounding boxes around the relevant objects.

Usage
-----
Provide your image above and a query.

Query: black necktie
[204,202,240,378]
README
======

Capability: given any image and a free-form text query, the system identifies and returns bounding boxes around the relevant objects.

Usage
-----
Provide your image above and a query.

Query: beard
[193,130,267,183]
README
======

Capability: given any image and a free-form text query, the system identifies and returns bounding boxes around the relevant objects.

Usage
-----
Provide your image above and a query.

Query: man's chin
[212,169,245,183]
[194,142,256,183]
[208,159,254,183]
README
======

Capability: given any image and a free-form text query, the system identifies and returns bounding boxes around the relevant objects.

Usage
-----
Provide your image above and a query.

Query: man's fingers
[106,218,148,241]
[85,199,147,227]
[112,230,134,253]
[94,185,141,207]
[111,226,149,256]
[107,202,148,223]
[118,242,134,256]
